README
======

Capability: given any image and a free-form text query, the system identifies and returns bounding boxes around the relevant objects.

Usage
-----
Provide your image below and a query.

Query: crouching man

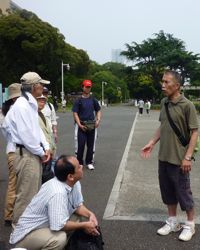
[9,155,99,250]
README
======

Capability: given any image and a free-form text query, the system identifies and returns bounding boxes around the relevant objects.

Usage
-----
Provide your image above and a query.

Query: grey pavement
[104,110,200,223]
[1,106,200,250]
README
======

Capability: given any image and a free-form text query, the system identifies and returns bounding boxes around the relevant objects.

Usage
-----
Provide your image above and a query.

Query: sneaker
[157,219,182,236]
[87,164,95,170]
[179,223,195,241]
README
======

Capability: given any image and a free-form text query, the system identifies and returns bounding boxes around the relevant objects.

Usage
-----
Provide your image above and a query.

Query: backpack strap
[47,102,52,111]
[164,102,188,147]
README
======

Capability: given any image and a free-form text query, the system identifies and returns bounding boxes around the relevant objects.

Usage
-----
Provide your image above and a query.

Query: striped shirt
[10,177,83,244]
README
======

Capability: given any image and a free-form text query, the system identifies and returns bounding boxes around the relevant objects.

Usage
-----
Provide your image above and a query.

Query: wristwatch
[184,156,192,161]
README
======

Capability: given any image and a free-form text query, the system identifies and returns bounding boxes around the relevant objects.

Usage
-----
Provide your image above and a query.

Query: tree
[122,31,200,100]
[0,10,91,97]
[91,70,128,103]
[102,62,127,79]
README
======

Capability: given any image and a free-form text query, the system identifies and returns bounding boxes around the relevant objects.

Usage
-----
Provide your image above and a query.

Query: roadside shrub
[151,104,160,110]
[193,102,200,114]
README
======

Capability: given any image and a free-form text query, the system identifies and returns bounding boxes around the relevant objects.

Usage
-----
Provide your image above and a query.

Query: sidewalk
[104,110,200,223]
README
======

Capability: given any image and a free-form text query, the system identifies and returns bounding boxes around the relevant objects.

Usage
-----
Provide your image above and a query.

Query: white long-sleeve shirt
[1,106,16,154]
[42,102,57,132]
[2,92,49,157]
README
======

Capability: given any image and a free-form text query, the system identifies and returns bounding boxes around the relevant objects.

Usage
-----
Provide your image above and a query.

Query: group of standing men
[2,72,52,226]
[1,73,101,249]
[1,69,198,247]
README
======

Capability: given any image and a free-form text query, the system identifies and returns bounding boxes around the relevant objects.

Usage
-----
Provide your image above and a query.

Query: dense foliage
[122,31,200,101]
[0,10,90,96]
[1,11,199,103]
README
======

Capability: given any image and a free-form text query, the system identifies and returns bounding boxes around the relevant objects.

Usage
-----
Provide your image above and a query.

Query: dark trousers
[158,160,194,211]
[77,127,96,165]
[139,108,143,114]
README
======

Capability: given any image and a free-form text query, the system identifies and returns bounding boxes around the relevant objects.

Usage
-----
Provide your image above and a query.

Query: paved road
[0,105,135,249]
[0,105,200,250]
[105,111,200,223]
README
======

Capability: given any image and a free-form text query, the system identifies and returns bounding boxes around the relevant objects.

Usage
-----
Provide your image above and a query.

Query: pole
[0,83,2,109]
[61,61,64,104]
[102,82,104,106]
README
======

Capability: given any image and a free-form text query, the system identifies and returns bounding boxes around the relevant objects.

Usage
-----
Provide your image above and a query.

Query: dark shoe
[4,220,12,227]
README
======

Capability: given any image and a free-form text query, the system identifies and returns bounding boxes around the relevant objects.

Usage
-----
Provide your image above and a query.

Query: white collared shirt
[1,105,16,154]
[10,178,83,244]
[6,141,16,154]
[42,102,57,132]
[2,92,49,157]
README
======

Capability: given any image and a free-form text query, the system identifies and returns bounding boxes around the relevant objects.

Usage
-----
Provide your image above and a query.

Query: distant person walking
[2,72,51,225]
[134,99,138,107]
[72,80,101,170]
[53,96,58,111]
[138,98,144,115]
[1,83,21,226]
[62,98,67,111]
[145,99,151,115]
[141,70,198,242]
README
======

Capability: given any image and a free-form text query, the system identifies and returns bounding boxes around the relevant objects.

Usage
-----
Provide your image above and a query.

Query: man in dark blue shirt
[72,80,101,170]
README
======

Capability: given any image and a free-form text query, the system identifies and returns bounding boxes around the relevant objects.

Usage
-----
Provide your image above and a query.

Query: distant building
[111,49,125,64]
[0,0,21,15]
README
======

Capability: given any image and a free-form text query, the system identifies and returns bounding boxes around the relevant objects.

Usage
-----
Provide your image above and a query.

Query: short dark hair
[54,155,75,182]
[164,70,182,84]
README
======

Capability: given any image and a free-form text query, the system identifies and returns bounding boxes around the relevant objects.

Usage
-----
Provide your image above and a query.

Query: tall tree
[122,31,200,99]
[0,10,91,97]
[91,70,128,103]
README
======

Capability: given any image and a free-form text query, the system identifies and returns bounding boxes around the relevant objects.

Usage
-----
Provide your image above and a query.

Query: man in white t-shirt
[138,99,144,115]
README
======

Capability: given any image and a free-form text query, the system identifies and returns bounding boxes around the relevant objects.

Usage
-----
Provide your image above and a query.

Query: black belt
[16,144,25,156]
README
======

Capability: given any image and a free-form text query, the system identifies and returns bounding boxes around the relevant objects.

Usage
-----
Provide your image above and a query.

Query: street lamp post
[101,81,107,106]
[61,61,70,104]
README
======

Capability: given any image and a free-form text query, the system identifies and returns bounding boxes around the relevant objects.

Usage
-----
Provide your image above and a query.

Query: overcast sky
[14,0,200,64]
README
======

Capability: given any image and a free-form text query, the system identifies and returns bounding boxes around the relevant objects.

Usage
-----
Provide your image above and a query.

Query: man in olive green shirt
[141,70,198,242]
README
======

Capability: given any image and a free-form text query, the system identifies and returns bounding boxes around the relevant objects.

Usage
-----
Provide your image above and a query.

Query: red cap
[82,79,92,87]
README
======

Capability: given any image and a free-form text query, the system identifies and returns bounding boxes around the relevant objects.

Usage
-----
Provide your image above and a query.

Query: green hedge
[151,104,160,110]
[194,102,200,114]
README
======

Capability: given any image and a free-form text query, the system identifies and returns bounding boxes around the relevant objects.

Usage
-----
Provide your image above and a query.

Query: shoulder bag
[164,102,188,147]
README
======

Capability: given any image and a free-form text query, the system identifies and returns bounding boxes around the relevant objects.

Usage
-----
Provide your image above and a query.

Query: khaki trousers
[13,147,42,225]
[15,228,67,250]
[4,152,16,221]
[15,215,81,250]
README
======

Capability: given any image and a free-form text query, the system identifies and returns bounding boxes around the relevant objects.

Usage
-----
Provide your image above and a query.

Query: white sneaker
[157,219,182,236]
[179,223,195,241]
[87,164,95,170]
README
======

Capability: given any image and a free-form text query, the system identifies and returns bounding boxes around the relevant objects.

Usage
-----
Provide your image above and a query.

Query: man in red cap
[72,80,101,170]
